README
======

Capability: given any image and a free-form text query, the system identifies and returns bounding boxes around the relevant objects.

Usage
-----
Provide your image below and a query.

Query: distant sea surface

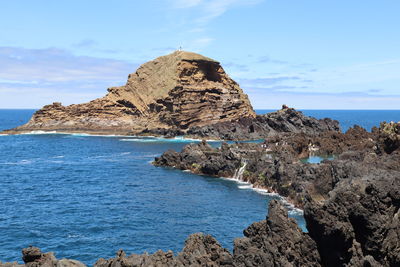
[0,109,399,264]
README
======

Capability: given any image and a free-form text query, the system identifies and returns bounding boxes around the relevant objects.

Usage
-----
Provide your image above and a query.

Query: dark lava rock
[22,247,43,264]
[187,106,340,140]
[233,200,321,266]
[304,170,400,267]
[155,119,400,209]
[94,233,233,267]
[154,139,372,207]
[154,140,243,178]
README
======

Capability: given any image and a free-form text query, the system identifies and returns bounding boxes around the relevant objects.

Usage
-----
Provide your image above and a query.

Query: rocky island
[2,51,338,140]
[2,51,255,136]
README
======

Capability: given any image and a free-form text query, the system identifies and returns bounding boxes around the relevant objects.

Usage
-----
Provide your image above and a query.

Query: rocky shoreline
[1,105,340,141]
[2,121,398,267]
[2,170,398,266]
[154,121,399,208]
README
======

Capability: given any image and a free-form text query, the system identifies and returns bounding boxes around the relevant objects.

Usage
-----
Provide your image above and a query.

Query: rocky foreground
[2,122,399,266]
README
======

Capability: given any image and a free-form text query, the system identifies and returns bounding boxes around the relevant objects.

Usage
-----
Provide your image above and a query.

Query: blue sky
[1,0,399,109]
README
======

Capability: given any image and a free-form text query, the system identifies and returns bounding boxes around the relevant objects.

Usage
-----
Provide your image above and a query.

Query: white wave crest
[238,184,253,189]
[21,130,60,135]
[3,159,34,165]
[220,174,304,215]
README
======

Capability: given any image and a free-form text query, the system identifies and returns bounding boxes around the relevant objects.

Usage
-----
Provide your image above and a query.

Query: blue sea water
[0,109,302,265]
[0,109,399,265]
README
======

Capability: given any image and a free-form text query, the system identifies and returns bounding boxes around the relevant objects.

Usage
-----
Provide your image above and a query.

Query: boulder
[233,200,321,266]
[304,171,400,266]
[0,247,87,267]
[94,233,233,267]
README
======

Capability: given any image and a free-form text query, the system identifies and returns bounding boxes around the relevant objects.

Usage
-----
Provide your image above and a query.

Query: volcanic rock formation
[154,121,399,208]
[0,246,86,267]
[3,51,255,135]
[185,105,340,140]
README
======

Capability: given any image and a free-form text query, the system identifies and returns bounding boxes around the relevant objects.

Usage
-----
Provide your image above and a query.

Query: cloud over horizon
[0,44,399,110]
[0,46,139,108]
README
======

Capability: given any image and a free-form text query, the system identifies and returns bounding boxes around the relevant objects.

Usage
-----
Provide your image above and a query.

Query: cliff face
[8,51,255,134]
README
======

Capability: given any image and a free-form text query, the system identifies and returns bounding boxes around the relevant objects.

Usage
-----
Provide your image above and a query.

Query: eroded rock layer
[5,51,255,135]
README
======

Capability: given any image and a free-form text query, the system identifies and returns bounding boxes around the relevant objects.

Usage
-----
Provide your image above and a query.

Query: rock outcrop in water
[233,200,321,266]
[3,51,255,136]
[95,233,233,267]
[186,105,340,140]
[0,246,86,267]
[154,121,400,208]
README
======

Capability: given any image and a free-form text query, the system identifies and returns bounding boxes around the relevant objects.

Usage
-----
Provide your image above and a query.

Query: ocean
[0,109,399,265]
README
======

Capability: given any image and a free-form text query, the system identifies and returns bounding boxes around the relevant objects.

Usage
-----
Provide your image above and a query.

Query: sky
[1,0,399,109]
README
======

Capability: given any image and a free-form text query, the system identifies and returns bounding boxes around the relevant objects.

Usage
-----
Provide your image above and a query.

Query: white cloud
[304,59,400,95]
[186,37,214,51]
[0,47,140,108]
[248,91,400,110]
[0,47,136,84]
[167,0,263,51]
[171,0,263,24]
[172,0,203,8]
